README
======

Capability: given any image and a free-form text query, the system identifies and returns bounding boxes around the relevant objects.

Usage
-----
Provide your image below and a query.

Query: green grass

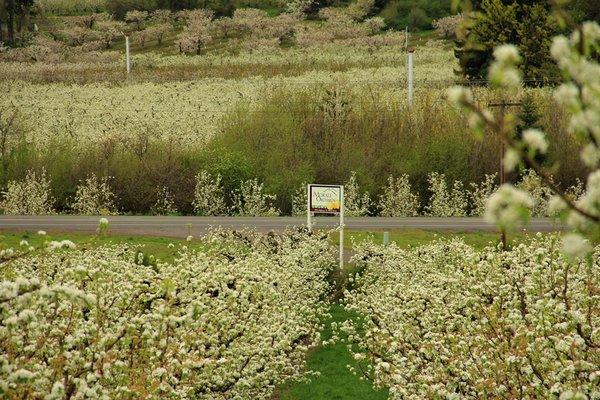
[277,304,388,400]
[0,229,542,258]
[0,231,205,263]
[329,229,536,250]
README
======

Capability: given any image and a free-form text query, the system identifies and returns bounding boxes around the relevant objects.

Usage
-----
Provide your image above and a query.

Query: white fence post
[125,34,131,74]
[407,48,414,106]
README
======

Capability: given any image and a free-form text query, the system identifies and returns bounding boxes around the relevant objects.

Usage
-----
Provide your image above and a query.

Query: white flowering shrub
[469,173,498,216]
[177,10,213,54]
[291,183,308,217]
[233,178,279,216]
[97,217,109,236]
[341,236,599,398]
[447,15,600,253]
[344,171,371,216]
[151,185,177,215]
[425,172,468,217]
[378,175,419,217]
[516,169,553,217]
[0,169,55,215]
[285,0,316,19]
[124,10,148,30]
[70,173,118,215]
[192,170,226,216]
[432,13,465,39]
[0,228,335,399]
[484,184,533,231]
[565,179,585,203]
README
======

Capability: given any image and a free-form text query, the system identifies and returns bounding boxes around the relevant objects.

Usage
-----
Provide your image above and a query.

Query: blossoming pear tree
[447,10,600,256]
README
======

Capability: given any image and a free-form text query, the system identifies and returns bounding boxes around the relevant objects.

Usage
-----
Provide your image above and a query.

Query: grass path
[277,229,527,399]
[278,304,388,400]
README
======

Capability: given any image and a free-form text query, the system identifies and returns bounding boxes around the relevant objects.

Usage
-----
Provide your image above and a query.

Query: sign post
[339,186,344,270]
[307,184,344,269]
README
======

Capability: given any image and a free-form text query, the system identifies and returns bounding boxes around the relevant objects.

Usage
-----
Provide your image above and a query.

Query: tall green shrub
[455,0,559,84]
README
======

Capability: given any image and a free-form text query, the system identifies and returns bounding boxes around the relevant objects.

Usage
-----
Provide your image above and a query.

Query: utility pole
[488,100,522,249]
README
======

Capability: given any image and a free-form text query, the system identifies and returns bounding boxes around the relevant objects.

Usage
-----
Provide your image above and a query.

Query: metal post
[405,26,408,49]
[306,184,312,231]
[407,48,414,106]
[125,35,131,74]
[339,185,344,270]
[383,231,390,246]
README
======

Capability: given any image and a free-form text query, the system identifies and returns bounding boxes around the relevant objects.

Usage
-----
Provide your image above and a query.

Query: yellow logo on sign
[327,200,340,211]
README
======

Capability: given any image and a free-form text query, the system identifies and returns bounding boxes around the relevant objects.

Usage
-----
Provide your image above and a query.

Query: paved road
[0,216,564,238]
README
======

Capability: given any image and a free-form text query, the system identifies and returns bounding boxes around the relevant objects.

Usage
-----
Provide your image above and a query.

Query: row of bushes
[35,0,276,18]
[0,165,583,217]
[35,0,453,28]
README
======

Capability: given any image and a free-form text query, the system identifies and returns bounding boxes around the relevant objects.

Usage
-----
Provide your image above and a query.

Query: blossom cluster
[70,173,118,215]
[0,169,55,215]
[232,178,279,217]
[378,174,420,217]
[447,19,600,254]
[424,171,469,217]
[0,227,335,398]
[151,186,178,216]
[432,13,465,39]
[340,236,599,398]
[192,170,226,216]
[343,171,372,217]
[1,3,399,64]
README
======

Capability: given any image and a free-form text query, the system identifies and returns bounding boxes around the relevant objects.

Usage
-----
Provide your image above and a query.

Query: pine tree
[516,93,546,170]
[517,93,540,132]
[455,0,559,85]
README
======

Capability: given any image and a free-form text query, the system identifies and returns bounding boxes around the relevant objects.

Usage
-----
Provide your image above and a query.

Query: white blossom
[70,173,118,215]
[342,236,600,398]
[580,143,600,168]
[446,86,472,106]
[192,170,227,216]
[344,172,371,216]
[232,178,279,216]
[0,228,335,399]
[504,149,521,173]
[378,175,419,217]
[522,129,549,154]
[425,172,467,217]
[493,44,521,65]
[0,169,55,215]
[562,233,592,259]
[484,184,532,230]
